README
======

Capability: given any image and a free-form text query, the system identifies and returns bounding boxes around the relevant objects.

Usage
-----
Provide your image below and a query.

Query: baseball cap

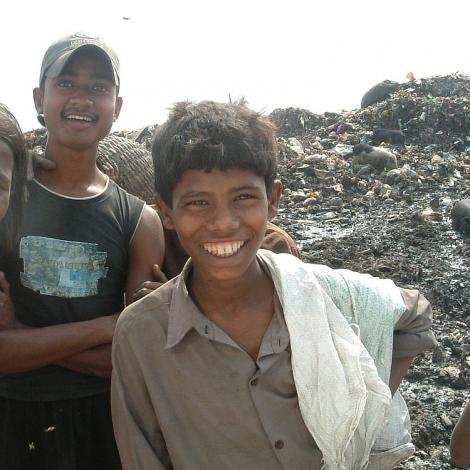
[38,32,120,88]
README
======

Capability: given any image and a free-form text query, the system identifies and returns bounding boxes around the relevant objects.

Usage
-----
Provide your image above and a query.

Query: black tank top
[0,178,144,401]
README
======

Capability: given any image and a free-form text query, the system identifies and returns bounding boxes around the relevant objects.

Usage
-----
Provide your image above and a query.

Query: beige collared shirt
[111,259,436,470]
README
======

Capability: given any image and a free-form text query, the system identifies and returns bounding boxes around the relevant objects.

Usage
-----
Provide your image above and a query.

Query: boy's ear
[113,97,123,122]
[267,180,282,219]
[33,87,44,114]
[154,195,175,230]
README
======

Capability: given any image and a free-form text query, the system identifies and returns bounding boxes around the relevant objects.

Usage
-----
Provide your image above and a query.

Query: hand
[27,150,56,180]
[0,272,18,329]
[99,161,119,180]
[132,264,169,301]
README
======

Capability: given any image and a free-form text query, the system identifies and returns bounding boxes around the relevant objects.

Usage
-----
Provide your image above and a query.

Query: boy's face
[0,139,13,222]
[33,50,122,151]
[157,168,282,283]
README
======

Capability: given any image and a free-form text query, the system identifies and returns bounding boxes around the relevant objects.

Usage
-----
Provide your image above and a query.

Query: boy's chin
[191,249,262,283]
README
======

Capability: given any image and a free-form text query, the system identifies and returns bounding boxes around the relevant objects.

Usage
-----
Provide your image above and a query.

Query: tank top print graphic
[20,236,108,298]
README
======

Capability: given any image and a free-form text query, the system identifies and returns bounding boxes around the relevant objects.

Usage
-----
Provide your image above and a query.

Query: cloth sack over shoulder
[258,250,414,470]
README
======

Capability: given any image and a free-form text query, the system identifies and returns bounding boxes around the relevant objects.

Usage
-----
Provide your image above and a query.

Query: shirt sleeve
[111,322,172,470]
[392,288,438,358]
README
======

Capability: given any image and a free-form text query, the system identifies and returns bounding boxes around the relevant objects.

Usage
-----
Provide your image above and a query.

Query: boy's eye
[57,79,74,88]
[235,193,257,201]
[186,200,208,207]
[92,83,111,93]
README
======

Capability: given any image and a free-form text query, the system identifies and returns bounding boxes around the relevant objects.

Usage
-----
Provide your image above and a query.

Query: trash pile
[24,74,470,469]
[270,73,470,470]
[272,73,470,150]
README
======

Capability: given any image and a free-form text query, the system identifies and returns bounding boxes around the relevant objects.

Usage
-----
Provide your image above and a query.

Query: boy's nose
[207,204,240,233]
[69,86,94,105]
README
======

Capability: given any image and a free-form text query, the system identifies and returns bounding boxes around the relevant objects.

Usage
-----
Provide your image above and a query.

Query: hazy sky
[2,0,468,132]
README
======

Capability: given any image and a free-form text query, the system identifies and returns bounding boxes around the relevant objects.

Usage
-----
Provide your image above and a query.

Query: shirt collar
[165,259,242,349]
[165,254,291,354]
[165,259,201,349]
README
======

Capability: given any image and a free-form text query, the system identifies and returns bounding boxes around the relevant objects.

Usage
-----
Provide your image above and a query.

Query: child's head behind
[152,100,278,206]
[0,103,27,252]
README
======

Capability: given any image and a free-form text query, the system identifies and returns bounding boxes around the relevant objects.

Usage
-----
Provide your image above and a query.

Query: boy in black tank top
[0,33,164,470]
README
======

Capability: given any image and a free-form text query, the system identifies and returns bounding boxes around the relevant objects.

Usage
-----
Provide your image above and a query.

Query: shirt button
[274,440,284,449]
[250,378,258,387]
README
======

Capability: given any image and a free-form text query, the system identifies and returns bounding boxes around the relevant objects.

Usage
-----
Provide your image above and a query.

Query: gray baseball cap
[38,32,120,88]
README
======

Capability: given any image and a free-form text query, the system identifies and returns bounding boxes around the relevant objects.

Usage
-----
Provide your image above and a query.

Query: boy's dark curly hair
[152,100,278,206]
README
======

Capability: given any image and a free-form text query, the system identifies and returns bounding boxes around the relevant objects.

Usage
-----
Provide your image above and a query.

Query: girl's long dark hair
[0,103,27,254]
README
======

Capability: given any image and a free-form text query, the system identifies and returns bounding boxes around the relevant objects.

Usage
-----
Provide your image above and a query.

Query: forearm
[389,356,414,396]
[56,344,112,378]
[451,401,470,467]
[0,316,115,374]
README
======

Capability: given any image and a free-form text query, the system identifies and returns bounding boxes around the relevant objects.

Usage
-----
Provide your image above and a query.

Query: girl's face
[0,139,14,222]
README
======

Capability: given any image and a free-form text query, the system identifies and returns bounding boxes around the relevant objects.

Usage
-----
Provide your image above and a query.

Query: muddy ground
[270,97,470,468]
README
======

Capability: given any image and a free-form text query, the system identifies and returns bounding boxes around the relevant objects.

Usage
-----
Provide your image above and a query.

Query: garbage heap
[271,73,470,149]
[267,74,470,321]
[269,75,470,469]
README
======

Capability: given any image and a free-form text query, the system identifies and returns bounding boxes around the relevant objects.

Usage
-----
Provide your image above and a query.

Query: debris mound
[268,73,470,470]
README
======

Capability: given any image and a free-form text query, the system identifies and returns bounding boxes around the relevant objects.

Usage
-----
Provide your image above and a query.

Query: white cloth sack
[258,250,415,470]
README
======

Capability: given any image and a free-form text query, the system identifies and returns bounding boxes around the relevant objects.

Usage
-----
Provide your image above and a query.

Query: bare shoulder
[133,204,164,245]
[126,204,165,302]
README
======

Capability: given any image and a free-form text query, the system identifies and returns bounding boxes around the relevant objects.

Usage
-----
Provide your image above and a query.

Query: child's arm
[451,400,470,468]
[394,289,436,355]
[125,205,165,305]
[389,288,436,394]
[112,323,172,470]
[389,356,414,396]
[0,269,118,373]
[56,344,113,378]
[0,314,117,374]
[132,264,169,302]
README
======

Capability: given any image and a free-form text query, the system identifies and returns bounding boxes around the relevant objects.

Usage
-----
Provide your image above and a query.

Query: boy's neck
[189,259,273,318]
[35,140,107,197]
[189,259,275,360]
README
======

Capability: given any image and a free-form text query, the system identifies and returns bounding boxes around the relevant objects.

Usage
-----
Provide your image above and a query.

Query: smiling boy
[111,101,436,470]
[0,34,164,469]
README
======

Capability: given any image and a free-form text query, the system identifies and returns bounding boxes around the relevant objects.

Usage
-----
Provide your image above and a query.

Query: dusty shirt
[111,258,436,470]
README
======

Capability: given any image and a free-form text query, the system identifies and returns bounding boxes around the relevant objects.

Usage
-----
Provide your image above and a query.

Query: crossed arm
[0,205,164,378]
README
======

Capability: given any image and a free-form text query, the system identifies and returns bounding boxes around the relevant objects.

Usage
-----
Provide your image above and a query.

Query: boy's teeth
[67,115,92,121]
[203,241,244,257]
